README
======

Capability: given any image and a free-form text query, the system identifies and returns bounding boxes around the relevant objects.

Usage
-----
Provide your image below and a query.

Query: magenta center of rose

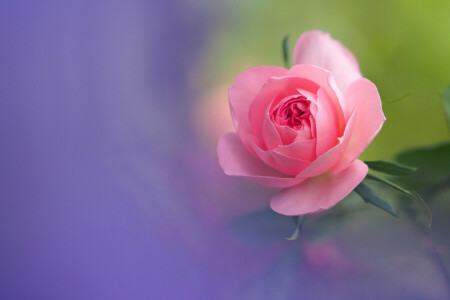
[271,95,311,130]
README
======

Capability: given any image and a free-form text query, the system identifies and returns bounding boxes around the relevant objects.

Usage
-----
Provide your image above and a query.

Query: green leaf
[366,173,432,227]
[285,216,304,241]
[396,141,450,180]
[354,182,398,217]
[282,35,290,69]
[442,85,450,130]
[364,160,417,176]
[383,93,411,104]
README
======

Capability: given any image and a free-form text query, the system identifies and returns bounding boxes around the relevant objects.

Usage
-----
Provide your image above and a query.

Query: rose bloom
[217,31,385,215]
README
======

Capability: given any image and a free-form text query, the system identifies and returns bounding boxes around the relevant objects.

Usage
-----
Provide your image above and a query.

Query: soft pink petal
[288,64,346,130]
[295,121,314,140]
[262,112,282,149]
[307,104,318,138]
[229,66,288,152]
[333,79,386,173]
[296,88,317,103]
[288,64,331,95]
[274,122,298,145]
[314,88,340,156]
[293,30,362,93]
[247,133,265,150]
[275,139,317,161]
[270,160,368,215]
[217,133,306,188]
[249,76,319,137]
[297,110,356,178]
[268,91,316,145]
[249,138,311,176]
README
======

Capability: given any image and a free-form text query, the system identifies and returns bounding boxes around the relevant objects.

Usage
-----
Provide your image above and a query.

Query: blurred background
[0,0,449,299]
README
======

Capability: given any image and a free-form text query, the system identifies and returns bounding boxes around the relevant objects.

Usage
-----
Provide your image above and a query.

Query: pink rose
[217,30,385,215]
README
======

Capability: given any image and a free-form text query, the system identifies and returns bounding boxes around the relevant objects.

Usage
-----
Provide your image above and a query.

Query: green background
[202,0,450,159]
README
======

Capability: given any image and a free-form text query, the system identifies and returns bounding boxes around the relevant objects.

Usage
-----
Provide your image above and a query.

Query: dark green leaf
[354,182,398,217]
[396,141,450,181]
[228,209,294,245]
[366,173,432,227]
[365,160,417,176]
[442,85,450,130]
[282,35,290,69]
[286,216,304,241]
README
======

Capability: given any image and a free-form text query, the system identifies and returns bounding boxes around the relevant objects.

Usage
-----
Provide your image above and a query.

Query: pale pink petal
[293,30,362,93]
[274,122,298,145]
[288,64,330,94]
[294,121,314,140]
[315,88,340,156]
[247,133,265,150]
[269,92,314,144]
[270,160,368,215]
[217,133,306,188]
[297,110,356,178]
[333,79,386,173]
[262,112,282,150]
[249,76,319,137]
[288,64,346,129]
[296,88,317,103]
[275,139,317,161]
[307,103,318,138]
[229,66,288,152]
[249,138,310,176]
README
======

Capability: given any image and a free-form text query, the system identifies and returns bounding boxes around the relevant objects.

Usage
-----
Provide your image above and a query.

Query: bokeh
[0,0,449,299]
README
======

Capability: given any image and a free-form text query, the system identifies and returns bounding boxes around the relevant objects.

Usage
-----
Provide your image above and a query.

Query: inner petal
[270,94,312,131]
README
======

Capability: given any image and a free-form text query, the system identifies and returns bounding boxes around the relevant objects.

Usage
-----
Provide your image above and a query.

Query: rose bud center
[270,94,311,130]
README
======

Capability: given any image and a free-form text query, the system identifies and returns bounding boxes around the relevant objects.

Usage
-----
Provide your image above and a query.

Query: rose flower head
[218,30,385,215]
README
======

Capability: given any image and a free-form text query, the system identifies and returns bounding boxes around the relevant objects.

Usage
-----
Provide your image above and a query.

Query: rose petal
[288,64,346,130]
[229,66,288,152]
[249,137,311,176]
[296,88,317,103]
[297,109,356,178]
[295,120,313,140]
[293,30,362,93]
[268,90,316,145]
[332,78,386,173]
[262,112,282,149]
[217,133,306,188]
[315,88,340,156]
[274,122,298,145]
[275,139,317,161]
[270,160,368,215]
[249,76,319,138]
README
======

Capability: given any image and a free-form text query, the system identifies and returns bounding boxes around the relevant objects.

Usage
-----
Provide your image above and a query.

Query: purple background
[0,1,220,298]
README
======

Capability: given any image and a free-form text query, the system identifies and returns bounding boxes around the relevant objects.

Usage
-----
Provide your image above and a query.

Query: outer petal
[218,133,306,188]
[229,66,288,152]
[293,30,362,93]
[270,160,368,215]
[332,78,386,173]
